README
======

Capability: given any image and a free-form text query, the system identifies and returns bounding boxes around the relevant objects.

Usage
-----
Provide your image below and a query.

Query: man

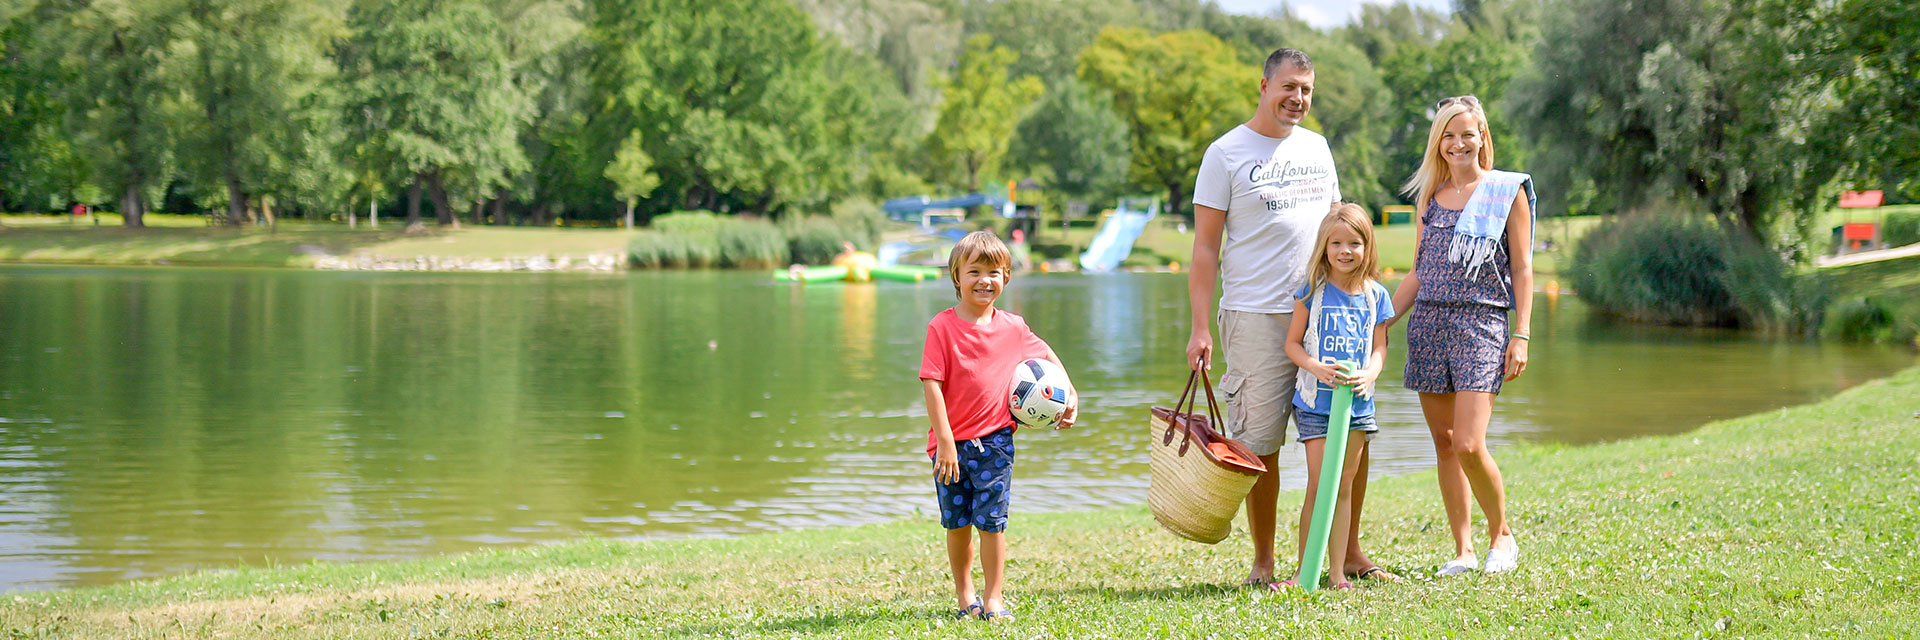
[1186,48,1398,587]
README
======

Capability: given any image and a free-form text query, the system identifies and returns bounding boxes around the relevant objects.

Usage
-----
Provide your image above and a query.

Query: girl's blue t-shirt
[1292,280,1396,416]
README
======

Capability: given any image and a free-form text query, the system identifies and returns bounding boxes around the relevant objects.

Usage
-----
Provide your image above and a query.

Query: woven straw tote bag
[1147,369,1267,543]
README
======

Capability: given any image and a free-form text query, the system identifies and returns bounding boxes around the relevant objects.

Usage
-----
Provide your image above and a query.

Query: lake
[0,266,1909,591]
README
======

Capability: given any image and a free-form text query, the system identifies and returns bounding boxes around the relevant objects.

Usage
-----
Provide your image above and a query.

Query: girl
[1389,95,1535,576]
[1279,203,1396,590]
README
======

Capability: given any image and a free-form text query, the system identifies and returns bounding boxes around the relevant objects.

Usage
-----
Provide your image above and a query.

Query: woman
[1389,95,1534,576]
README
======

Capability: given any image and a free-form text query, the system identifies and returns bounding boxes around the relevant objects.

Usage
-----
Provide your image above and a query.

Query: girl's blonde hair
[947,230,1012,299]
[1306,203,1380,292]
[1400,97,1495,209]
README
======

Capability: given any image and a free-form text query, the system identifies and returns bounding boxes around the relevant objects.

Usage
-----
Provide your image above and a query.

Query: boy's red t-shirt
[919,307,1051,457]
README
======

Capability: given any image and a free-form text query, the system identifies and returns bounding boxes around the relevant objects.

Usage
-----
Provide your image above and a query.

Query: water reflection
[0,266,1908,591]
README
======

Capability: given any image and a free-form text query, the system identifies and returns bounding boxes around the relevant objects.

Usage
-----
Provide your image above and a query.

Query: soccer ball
[1008,358,1073,428]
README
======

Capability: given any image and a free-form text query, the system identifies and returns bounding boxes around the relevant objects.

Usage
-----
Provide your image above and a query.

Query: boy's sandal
[1352,566,1404,583]
[953,598,983,620]
[1241,577,1274,588]
[979,609,1014,622]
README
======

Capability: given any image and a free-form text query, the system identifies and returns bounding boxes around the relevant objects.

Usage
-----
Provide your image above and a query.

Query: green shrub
[830,198,886,250]
[786,216,855,266]
[715,217,789,268]
[1820,296,1900,343]
[1883,211,1920,247]
[651,211,724,236]
[1569,213,1820,330]
[627,232,688,268]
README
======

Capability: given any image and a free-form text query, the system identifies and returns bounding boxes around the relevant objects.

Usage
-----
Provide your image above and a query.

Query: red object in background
[1839,190,1884,208]
[70,203,83,217]
[1843,222,1879,251]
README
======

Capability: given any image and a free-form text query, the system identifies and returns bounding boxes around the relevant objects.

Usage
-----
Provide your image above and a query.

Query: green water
[0,266,1909,591]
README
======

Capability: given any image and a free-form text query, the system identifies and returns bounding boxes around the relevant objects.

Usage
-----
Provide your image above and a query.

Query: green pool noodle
[1296,359,1357,593]
[772,265,849,282]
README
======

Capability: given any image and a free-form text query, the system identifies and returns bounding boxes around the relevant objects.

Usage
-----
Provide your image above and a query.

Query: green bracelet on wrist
[1512,333,1530,341]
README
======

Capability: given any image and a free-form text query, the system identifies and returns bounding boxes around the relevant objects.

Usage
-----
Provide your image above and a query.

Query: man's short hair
[1263,48,1313,78]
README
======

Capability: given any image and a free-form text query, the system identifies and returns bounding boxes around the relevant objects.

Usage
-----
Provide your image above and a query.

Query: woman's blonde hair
[947,230,1012,299]
[1400,96,1494,209]
[1306,203,1379,292]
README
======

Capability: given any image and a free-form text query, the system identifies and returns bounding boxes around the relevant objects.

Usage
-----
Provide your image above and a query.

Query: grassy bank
[1027,213,1602,278]
[5,365,1916,638]
[0,215,634,267]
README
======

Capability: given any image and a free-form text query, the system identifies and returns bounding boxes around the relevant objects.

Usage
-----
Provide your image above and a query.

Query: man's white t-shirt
[1192,124,1341,314]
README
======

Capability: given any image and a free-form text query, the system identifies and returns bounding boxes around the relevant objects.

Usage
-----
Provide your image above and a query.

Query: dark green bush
[1820,296,1900,343]
[1883,211,1920,247]
[1569,213,1821,330]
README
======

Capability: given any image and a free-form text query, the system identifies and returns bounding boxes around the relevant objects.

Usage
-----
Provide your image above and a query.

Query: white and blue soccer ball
[1008,358,1072,428]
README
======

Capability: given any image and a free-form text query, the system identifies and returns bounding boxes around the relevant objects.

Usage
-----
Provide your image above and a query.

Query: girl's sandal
[1353,566,1404,583]
[1266,578,1299,592]
[1329,581,1356,591]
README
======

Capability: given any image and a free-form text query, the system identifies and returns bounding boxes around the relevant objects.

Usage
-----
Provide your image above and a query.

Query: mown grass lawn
[0,215,635,267]
[5,364,1915,638]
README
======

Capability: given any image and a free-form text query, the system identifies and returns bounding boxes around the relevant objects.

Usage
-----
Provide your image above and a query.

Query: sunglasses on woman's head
[1435,95,1481,110]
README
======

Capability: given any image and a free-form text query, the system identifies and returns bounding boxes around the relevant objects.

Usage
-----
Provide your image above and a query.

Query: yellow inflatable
[832,251,879,283]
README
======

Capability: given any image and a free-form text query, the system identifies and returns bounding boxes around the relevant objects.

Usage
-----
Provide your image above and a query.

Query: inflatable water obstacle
[774,253,943,284]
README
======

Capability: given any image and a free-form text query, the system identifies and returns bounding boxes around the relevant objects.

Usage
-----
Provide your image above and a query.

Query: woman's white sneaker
[1434,556,1478,577]
[1484,537,1519,574]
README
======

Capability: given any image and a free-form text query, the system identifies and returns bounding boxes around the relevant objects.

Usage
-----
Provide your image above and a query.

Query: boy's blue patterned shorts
[935,426,1015,532]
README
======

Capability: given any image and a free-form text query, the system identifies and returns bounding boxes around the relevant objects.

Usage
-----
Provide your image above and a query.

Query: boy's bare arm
[1041,346,1079,429]
[923,379,960,483]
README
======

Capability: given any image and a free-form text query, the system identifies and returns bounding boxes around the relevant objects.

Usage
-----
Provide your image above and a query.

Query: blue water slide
[1078,199,1158,272]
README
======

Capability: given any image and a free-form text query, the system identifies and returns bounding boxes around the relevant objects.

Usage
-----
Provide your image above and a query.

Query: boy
[920,231,1077,622]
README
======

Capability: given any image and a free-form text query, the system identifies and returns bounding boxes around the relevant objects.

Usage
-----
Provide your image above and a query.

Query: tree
[0,9,91,213]
[605,130,659,228]
[1009,77,1128,204]
[1516,0,1839,247]
[485,0,584,225]
[341,0,531,228]
[1379,26,1527,204]
[1822,0,1920,197]
[925,35,1044,193]
[1077,26,1249,218]
[37,0,180,227]
[795,0,957,111]
[589,0,860,217]
[960,0,1144,82]
[1340,2,1450,66]
[177,0,348,225]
